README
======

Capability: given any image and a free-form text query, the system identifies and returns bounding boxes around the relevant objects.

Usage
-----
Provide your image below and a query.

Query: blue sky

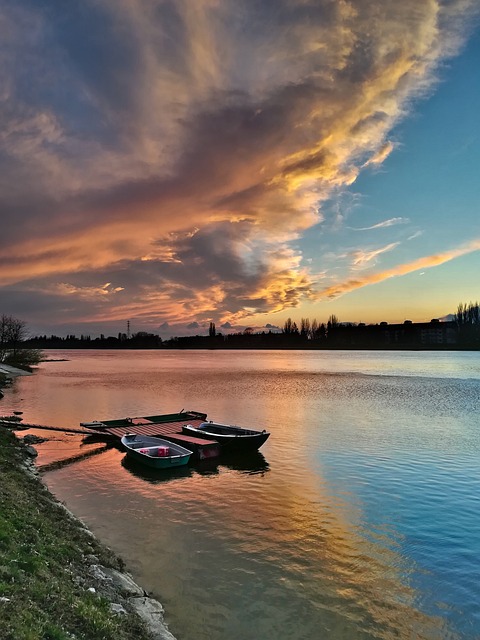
[0,1,479,338]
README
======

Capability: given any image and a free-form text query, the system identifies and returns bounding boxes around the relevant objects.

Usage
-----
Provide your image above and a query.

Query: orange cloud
[318,239,480,299]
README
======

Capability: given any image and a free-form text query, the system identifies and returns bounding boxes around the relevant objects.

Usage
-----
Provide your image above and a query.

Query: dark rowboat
[182,422,270,452]
[120,433,192,469]
[80,410,207,431]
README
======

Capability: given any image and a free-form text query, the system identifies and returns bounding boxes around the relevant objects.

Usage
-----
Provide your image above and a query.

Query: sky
[0,0,479,339]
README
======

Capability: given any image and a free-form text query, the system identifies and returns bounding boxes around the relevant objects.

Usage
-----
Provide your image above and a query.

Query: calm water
[3,350,480,639]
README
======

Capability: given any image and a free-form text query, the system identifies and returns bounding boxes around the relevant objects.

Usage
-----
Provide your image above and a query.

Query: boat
[182,421,270,452]
[120,433,192,469]
[80,410,207,431]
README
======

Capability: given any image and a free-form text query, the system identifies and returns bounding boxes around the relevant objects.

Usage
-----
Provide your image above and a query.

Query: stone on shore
[129,597,177,640]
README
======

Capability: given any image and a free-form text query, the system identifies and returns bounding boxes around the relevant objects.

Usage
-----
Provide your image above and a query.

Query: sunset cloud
[0,1,478,331]
[319,239,480,300]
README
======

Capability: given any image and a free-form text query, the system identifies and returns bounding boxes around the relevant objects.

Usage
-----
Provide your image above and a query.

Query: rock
[87,587,96,593]
[129,596,177,640]
[110,603,127,615]
[84,554,99,565]
[0,597,11,603]
[88,565,144,597]
[24,445,38,457]
[89,565,109,582]
[22,435,48,445]
[21,460,39,478]
[100,567,145,597]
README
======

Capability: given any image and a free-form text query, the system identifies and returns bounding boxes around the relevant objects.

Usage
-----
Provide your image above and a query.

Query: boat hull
[121,434,192,469]
[182,422,270,452]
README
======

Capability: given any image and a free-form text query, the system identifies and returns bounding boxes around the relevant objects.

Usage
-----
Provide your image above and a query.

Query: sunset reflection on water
[6,350,480,639]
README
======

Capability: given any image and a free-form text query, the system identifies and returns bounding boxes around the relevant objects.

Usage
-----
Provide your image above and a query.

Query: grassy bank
[0,426,154,640]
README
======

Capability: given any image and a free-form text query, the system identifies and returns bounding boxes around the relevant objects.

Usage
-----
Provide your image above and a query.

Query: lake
[4,349,480,639]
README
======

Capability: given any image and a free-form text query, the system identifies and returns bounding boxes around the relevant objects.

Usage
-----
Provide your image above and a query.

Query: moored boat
[80,410,207,431]
[120,433,192,469]
[182,422,270,452]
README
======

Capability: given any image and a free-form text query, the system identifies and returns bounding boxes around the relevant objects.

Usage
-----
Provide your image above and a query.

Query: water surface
[4,350,480,639]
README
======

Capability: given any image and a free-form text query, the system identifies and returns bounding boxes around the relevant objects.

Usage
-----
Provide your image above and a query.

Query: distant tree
[283,318,294,334]
[327,314,339,341]
[0,314,42,367]
[209,322,216,337]
[0,315,26,360]
[318,323,327,340]
[300,318,310,339]
[455,301,480,344]
[327,314,339,328]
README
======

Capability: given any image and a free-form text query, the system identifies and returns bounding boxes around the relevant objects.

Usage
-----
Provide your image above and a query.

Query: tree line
[2,301,480,359]
[25,331,162,350]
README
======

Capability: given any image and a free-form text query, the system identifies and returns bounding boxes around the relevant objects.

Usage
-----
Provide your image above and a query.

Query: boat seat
[139,446,170,457]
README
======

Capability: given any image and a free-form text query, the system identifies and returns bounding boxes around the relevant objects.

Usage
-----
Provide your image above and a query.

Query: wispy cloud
[362,141,395,168]
[408,230,424,240]
[350,242,400,267]
[350,217,410,231]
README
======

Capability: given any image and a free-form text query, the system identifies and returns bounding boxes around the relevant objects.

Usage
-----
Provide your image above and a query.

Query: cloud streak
[350,242,400,267]
[350,218,410,231]
[318,239,480,300]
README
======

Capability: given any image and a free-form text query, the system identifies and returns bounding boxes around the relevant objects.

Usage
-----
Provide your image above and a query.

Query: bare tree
[0,314,41,366]
[327,314,339,328]
[283,318,294,334]
[300,318,311,338]
[327,314,339,340]
[6,316,27,358]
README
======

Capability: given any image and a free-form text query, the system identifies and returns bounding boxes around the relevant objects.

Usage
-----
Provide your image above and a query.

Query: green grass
[0,428,154,640]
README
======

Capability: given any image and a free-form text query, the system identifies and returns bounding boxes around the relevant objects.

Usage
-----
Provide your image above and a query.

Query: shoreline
[0,422,177,640]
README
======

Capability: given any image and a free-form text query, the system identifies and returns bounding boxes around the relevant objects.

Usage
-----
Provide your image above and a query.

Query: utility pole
[127,320,130,339]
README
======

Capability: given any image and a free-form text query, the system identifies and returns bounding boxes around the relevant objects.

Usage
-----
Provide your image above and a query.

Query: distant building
[417,320,457,345]
[379,320,457,346]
